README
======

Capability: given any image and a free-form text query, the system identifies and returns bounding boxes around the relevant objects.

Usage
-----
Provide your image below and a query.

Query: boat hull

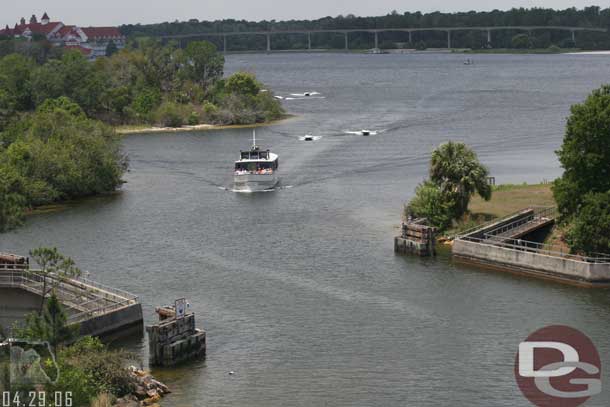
[234,174,279,192]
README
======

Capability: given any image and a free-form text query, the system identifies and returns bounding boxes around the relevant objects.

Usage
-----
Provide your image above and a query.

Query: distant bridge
[160,26,608,51]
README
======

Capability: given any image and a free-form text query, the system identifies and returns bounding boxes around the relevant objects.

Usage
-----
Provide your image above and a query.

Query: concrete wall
[0,288,40,332]
[0,287,143,338]
[79,303,143,338]
[453,239,610,286]
[394,237,435,256]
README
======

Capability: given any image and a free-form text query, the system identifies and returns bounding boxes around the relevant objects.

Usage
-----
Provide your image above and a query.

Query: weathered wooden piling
[146,301,206,367]
[394,219,437,257]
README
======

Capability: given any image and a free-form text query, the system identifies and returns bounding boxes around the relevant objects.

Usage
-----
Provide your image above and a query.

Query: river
[2,52,610,406]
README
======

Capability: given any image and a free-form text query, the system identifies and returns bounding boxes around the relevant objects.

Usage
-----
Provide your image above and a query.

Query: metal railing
[448,208,534,239]
[0,268,139,324]
[455,206,610,264]
[484,206,557,240]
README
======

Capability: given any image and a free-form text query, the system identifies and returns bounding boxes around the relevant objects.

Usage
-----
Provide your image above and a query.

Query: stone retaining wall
[453,239,610,287]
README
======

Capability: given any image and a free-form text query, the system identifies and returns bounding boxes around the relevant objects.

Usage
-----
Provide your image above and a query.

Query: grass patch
[445,183,555,236]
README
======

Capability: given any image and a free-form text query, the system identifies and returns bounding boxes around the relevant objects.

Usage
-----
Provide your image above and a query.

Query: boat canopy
[239,149,276,161]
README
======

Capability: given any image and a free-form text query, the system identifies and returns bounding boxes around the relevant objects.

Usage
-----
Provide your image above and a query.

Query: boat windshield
[241,150,270,160]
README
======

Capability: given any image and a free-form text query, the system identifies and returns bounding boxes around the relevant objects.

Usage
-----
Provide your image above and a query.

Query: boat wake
[343,129,385,136]
[298,135,322,141]
[290,91,321,97]
[284,96,326,101]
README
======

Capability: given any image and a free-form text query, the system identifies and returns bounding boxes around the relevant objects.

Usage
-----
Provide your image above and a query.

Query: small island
[0,39,285,232]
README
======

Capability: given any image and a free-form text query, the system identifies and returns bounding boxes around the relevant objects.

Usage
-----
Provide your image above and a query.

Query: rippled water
[2,53,610,406]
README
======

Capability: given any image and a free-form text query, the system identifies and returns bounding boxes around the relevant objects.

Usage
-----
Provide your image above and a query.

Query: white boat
[234,130,279,192]
[361,129,371,136]
[304,134,314,141]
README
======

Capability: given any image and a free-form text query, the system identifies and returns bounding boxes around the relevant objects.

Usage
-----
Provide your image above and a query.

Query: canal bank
[4,53,610,406]
[451,208,610,287]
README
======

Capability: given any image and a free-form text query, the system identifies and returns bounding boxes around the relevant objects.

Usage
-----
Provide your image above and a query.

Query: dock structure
[146,303,206,367]
[0,260,143,337]
[452,207,610,287]
[395,218,437,257]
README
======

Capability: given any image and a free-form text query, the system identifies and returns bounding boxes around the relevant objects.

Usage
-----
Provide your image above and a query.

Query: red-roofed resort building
[0,13,125,59]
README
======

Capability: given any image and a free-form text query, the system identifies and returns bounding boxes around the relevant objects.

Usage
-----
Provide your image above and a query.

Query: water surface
[2,53,610,406]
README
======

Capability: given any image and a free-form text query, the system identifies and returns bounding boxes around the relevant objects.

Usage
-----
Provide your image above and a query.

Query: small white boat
[234,130,279,192]
[304,134,314,141]
[361,129,371,136]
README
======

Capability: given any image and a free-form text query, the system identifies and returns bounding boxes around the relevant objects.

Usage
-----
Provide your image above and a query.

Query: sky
[1,1,603,27]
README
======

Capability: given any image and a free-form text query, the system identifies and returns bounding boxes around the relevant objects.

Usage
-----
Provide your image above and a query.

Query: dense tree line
[121,6,610,50]
[0,39,283,128]
[0,97,126,231]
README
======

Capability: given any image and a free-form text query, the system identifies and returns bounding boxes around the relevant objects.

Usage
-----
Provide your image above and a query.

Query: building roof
[11,21,63,36]
[81,27,123,39]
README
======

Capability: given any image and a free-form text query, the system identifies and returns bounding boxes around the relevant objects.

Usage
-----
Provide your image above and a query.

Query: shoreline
[218,47,610,55]
[115,115,297,135]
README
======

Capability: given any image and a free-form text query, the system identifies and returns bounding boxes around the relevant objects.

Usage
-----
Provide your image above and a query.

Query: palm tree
[430,141,492,218]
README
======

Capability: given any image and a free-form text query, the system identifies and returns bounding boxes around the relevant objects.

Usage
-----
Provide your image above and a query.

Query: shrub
[47,337,135,405]
[406,181,455,231]
[512,34,531,49]
[130,88,161,120]
[155,101,185,128]
[565,191,610,255]
[225,72,261,96]
[187,111,200,125]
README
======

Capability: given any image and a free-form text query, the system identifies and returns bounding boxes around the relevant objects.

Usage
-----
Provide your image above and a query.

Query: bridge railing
[483,206,557,240]
[0,268,139,324]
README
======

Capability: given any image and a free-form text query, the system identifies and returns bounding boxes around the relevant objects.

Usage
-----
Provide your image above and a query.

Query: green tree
[17,292,79,351]
[30,59,66,106]
[0,164,27,232]
[155,101,185,127]
[28,247,81,313]
[181,41,224,90]
[565,191,610,255]
[0,54,34,111]
[430,141,492,219]
[511,33,532,49]
[553,85,610,220]
[225,72,261,96]
[406,181,455,230]
[105,40,118,57]
[129,87,161,118]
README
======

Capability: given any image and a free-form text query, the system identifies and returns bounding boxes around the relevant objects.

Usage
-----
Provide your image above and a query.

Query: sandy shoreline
[115,116,297,135]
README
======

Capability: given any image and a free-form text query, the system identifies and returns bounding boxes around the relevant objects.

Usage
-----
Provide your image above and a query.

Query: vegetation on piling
[406,141,492,231]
